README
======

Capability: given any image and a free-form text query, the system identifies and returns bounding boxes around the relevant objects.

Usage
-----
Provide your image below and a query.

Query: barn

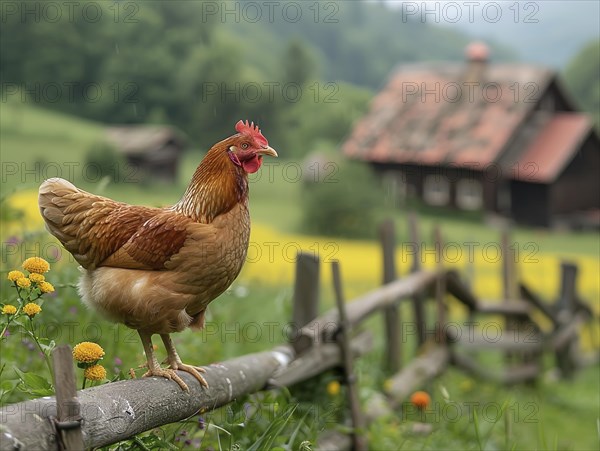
[105,125,187,182]
[341,43,600,228]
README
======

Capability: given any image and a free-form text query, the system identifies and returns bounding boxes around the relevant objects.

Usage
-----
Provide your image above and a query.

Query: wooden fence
[0,218,597,450]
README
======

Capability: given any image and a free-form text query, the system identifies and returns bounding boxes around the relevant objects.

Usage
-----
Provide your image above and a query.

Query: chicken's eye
[241,143,249,150]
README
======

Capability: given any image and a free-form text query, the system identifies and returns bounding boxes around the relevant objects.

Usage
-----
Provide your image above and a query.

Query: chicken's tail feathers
[38,177,96,267]
[39,177,78,195]
[38,177,78,227]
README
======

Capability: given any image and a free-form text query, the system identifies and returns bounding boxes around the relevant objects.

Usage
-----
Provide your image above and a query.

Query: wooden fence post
[53,345,84,451]
[555,262,579,378]
[379,219,401,373]
[501,229,519,364]
[332,261,367,451]
[501,229,517,301]
[408,212,426,347]
[291,252,320,353]
[433,225,447,345]
[557,262,577,312]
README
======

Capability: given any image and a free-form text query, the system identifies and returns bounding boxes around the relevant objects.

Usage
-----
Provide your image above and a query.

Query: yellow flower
[16,277,31,289]
[7,270,24,282]
[29,273,45,283]
[459,379,474,392]
[22,257,50,274]
[2,305,17,315]
[326,380,341,396]
[84,364,107,381]
[73,342,105,363]
[23,303,41,318]
[39,282,55,294]
[383,379,394,393]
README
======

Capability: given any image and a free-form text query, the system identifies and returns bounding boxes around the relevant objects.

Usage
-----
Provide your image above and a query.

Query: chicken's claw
[169,362,209,389]
[142,367,190,391]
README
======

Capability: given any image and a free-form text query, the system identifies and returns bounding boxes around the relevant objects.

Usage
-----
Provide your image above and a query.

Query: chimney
[463,41,490,86]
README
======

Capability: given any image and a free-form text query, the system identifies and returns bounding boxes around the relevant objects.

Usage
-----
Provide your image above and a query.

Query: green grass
[2,259,598,450]
[1,102,599,450]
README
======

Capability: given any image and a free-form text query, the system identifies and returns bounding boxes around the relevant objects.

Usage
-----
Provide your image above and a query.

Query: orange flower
[410,391,431,410]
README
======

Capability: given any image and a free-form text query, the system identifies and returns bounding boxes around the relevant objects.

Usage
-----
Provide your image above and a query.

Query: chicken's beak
[257,146,278,157]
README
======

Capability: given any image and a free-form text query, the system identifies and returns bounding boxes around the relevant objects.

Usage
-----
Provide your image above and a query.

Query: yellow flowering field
[4,189,599,307]
[241,222,599,307]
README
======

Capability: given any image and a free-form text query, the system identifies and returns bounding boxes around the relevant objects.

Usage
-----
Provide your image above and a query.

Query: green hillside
[0,100,105,199]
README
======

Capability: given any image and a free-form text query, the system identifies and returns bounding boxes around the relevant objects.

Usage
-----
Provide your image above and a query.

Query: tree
[564,40,600,128]
[282,39,318,87]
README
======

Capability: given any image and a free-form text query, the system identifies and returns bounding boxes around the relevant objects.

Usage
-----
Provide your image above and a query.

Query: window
[423,175,450,206]
[456,179,483,210]
[382,171,407,208]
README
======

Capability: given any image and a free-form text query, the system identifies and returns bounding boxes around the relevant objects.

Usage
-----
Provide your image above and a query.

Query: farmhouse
[105,125,187,182]
[342,43,600,228]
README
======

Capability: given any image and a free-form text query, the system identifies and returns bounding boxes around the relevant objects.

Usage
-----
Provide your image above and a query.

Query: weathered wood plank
[407,212,426,346]
[519,283,558,325]
[0,348,294,450]
[501,230,517,301]
[552,311,588,351]
[291,252,320,353]
[385,347,450,406]
[269,332,373,388]
[477,301,531,316]
[53,345,84,451]
[331,261,367,451]
[557,262,578,312]
[379,219,401,373]
[433,225,447,345]
[451,352,539,384]
[447,328,543,352]
[294,270,439,351]
[445,270,478,311]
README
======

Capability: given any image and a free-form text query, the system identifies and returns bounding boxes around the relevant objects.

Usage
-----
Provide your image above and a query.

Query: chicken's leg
[161,334,209,388]
[138,331,189,391]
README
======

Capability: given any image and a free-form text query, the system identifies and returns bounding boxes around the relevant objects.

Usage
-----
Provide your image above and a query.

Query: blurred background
[1,1,599,449]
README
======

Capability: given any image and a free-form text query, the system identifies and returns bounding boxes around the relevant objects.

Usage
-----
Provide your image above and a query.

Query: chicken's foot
[161,334,209,388]
[138,331,190,391]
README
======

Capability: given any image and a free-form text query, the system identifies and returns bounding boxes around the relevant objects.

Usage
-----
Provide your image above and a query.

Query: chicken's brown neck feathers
[174,143,248,223]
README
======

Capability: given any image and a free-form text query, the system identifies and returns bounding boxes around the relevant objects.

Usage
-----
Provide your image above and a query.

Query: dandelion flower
[16,277,31,289]
[326,380,341,396]
[383,378,394,393]
[7,270,24,282]
[23,303,42,318]
[410,391,431,410]
[73,342,105,363]
[2,305,17,315]
[22,257,50,274]
[39,282,55,294]
[84,364,107,381]
[29,273,45,283]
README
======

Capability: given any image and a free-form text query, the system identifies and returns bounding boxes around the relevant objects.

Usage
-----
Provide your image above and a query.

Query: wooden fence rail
[1,347,294,450]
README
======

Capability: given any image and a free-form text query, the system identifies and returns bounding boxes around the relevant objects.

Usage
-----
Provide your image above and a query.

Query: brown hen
[38,120,277,390]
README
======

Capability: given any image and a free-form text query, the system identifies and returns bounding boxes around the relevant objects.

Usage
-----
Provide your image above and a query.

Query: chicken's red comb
[235,120,268,147]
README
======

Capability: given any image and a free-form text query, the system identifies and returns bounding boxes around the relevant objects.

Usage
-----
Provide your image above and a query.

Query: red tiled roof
[514,113,591,183]
[342,62,554,169]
